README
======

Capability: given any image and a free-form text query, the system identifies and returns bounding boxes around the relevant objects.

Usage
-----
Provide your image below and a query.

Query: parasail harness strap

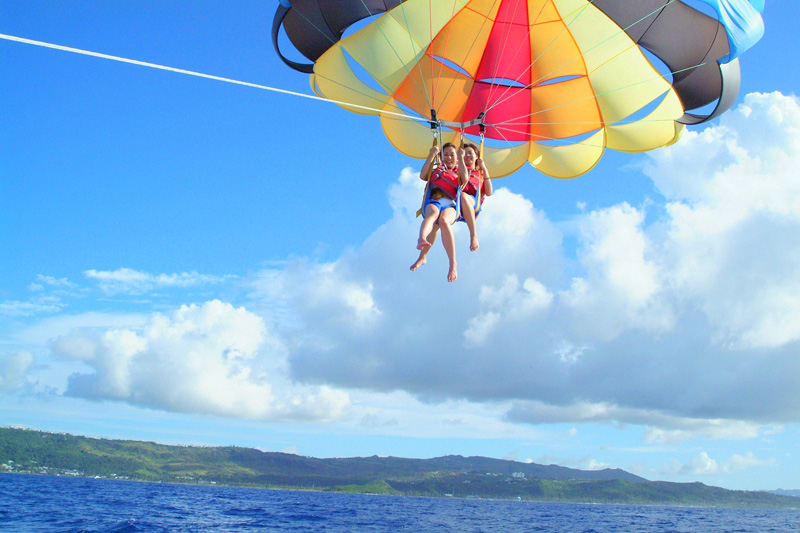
[456,126,486,223]
[416,116,488,226]
[416,111,447,218]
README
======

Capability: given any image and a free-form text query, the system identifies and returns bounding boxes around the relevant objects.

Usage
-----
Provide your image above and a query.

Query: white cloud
[0,297,64,317]
[248,182,566,403]
[11,92,800,441]
[465,275,553,347]
[667,451,773,476]
[84,268,231,295]
[641,422,762,444]
[34,275,78,289]
[14,312,148,346]
[4,277,81,317]
[504,401,763,442]
[2,275,85,317]
[0,350,35,392]
[338,389,544,442]
[236,91,800,432]
[360,413,399,428]
[561,202,672,340]
[679,452,720,475]
[50,300,350,421]
[585,459,612,471]
[646,92,800,349]
[530,452,612,472]
[727,452,771,471]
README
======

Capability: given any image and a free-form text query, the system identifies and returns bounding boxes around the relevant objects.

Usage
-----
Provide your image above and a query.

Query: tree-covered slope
[2,427,797,508]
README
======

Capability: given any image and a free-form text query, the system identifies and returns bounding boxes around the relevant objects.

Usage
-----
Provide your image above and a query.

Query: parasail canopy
[273,0,765,178]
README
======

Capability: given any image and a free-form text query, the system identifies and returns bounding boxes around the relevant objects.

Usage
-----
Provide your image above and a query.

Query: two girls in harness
[412,142,493,282]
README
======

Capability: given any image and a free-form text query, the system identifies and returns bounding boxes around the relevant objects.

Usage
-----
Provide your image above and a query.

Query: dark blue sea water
[2,473,798,532]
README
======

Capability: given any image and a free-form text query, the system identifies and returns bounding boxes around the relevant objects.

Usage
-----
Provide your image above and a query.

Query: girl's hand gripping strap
[416,137,440,218]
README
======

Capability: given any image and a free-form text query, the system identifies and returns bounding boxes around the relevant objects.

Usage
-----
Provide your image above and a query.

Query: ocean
[2,473,799,532]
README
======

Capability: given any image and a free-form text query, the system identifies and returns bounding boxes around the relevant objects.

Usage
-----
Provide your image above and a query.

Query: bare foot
[447,262,457,282]
[410,256,427,271]
[417,238,432,250]
[470,234,479,252]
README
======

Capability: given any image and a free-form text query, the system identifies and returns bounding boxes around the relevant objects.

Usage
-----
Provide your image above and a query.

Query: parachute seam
[392,0,434,109]
[479,0,562,137]
[639,1,728,119]
[430,0,462,114]
[672,10,724,86]
[481,0,538,121]
[357,0,434,112]
[285,3,338,46]
[493,0,680,106]
[483,0,682,133]
[430,0,435,107]
[636,0,672,41]
[482,3,522,110]
[493,63,703,133]
[481,0,598,133]
[431,1,502,125]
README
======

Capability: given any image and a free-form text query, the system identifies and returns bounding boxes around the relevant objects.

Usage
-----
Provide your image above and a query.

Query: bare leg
[460,193,479,251]
[417,204,440,250]
[410,225,439,271]
[439,208,458,282]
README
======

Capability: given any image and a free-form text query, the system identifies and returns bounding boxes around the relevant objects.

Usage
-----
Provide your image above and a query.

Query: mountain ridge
[2,427,797,508]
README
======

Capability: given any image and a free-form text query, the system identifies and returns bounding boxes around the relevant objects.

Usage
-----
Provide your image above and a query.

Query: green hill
[1,427,797,508]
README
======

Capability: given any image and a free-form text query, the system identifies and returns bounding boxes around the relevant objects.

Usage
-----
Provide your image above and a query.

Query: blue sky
[2,1,800,492]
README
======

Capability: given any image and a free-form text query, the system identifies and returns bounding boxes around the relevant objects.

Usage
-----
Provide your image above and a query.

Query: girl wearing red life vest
[415,142,463,282]
[411,143,493,281]
[458,143,493,252]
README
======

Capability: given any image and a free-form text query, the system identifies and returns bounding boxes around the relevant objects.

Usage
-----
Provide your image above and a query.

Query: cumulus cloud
[645,93,800,350]
[667,451,773,476]
[243,92,800,431]
[585,459,612,471]
[15,93,797,439]
[84,268,231,295]
[249,179,565,402]
[0,351,35,392]
[530,452,611,472]
[50,300,350,421]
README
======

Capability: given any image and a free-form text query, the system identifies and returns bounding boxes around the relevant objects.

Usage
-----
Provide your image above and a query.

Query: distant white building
[512,472,525,479]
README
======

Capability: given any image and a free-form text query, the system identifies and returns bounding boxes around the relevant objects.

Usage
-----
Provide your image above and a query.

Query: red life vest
[429,166,459,199]
[463,168,483,196]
